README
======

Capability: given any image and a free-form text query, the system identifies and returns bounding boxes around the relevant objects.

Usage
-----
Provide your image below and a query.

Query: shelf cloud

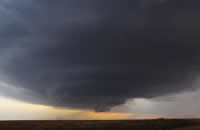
[0,0,200,112]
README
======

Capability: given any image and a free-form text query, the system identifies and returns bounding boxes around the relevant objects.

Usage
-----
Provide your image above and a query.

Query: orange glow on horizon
[0,96,131,120]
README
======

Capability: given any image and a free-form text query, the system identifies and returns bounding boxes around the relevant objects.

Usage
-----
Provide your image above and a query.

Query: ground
[0,119,200,130]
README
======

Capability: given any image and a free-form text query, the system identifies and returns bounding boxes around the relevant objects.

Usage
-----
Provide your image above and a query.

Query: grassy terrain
[0,119,200,130]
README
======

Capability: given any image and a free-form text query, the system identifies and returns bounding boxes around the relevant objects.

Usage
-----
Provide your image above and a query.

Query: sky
[0,0,200,120]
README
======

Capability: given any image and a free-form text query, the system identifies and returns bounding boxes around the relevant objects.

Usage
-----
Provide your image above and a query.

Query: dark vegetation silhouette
[0,119,200,130]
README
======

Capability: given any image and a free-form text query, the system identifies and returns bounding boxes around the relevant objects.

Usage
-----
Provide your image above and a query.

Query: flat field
[0,119,200,130]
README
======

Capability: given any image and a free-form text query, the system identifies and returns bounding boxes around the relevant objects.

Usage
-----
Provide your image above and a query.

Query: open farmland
[0,119,200,130]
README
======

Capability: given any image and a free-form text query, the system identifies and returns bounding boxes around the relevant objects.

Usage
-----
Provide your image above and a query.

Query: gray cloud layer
[0,0,200,111]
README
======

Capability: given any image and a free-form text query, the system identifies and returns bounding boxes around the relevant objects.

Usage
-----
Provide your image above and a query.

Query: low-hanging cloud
[0,0,200,112]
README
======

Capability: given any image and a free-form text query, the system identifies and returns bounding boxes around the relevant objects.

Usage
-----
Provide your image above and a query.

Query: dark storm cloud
[0,0,200,111]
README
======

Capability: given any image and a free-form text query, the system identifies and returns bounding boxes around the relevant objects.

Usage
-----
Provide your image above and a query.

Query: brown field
[0,119,200,130]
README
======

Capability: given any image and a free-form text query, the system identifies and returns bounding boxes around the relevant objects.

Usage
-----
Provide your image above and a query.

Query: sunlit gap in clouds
[0,96,132,120]
[1,79,200,120]
[0,81,131,120]
[0,80,157,120]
